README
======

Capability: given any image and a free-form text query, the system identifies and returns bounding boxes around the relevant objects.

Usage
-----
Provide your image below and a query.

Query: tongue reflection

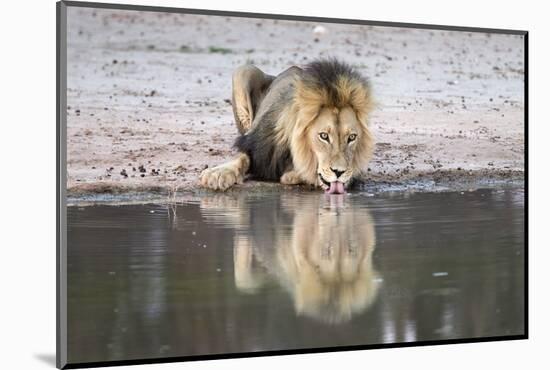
[325,181,345,194]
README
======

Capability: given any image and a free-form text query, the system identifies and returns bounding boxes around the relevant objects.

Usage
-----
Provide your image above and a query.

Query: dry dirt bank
[66,8,524,200]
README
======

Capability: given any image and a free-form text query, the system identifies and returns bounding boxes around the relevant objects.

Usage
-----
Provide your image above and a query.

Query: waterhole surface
[67,189,525,363]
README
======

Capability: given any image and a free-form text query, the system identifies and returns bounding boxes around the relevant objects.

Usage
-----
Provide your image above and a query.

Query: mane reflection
[200,193,380,324]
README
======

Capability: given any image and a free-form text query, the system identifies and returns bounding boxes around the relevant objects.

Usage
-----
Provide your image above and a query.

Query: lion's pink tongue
[326,181,345,194]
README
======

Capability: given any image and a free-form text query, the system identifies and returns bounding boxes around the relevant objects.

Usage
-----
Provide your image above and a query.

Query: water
[67,189,525,364]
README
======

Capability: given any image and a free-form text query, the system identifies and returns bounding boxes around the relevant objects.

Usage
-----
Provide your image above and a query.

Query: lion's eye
[319,132,329,142]
[348,134,357,143]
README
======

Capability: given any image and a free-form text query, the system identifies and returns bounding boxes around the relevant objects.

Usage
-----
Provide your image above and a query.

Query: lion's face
[307,106,365,194]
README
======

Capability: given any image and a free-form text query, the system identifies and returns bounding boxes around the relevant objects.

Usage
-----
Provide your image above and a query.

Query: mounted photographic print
[57,1,527,368]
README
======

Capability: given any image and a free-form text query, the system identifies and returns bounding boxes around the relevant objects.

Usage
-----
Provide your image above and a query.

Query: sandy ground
[66,7,524,197]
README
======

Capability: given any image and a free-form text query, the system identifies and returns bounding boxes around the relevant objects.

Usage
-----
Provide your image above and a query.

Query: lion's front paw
[280,170,302,185]
[200,165,243,191]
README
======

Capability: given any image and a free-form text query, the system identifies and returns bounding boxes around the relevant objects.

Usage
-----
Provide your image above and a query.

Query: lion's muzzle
[318,173,348,194]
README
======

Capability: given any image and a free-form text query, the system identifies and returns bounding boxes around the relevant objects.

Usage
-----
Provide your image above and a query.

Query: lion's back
[234,66,302,181]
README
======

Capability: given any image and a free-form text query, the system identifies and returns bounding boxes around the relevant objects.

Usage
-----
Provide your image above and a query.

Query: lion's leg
[280,170,304,185]
[232,65,274,134]
[200,152,250,191]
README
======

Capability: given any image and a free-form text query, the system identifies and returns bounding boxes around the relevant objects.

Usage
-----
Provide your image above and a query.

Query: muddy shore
[66,8,524,202]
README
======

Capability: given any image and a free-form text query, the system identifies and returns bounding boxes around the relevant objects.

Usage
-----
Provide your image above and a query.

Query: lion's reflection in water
[200,193,380,324]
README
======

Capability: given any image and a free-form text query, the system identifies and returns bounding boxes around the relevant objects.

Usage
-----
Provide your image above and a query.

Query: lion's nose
[330,168,345,178]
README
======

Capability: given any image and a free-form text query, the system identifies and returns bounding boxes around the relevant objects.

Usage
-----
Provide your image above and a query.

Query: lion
[199,192,380,324]
[199,58,375,194]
